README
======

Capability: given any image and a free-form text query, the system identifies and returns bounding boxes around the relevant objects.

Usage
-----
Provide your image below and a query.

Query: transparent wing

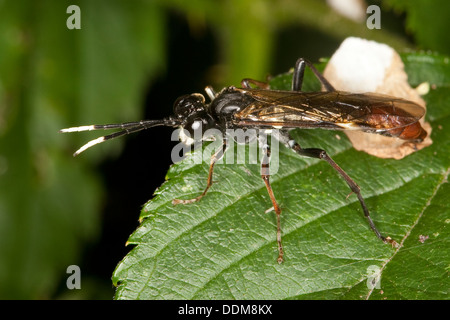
[234,89,425,131]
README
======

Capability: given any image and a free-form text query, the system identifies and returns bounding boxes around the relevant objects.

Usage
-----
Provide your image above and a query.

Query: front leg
[172,139,228,205]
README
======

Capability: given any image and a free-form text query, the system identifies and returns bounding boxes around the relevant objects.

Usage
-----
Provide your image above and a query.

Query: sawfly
[61,58,427,263]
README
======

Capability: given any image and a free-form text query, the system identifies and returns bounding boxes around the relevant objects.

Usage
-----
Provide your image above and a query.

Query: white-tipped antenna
[73,137,105,156]
[60,119,177,156]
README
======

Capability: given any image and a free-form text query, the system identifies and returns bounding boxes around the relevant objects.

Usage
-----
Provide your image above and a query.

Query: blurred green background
[0,0,448,299]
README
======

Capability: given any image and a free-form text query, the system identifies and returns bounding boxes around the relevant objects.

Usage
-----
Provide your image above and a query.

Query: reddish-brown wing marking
[233,88,427,141]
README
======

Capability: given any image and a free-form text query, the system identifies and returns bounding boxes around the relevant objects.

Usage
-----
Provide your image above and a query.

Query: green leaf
[113,52,450,300]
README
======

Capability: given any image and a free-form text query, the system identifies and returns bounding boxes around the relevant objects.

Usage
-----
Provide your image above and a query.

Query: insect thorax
[209,87,255,122]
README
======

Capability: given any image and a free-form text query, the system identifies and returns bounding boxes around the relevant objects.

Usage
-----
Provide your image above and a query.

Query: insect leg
[241,78,270,89]
[172,139,229,205]
[60,119,176,156]
[273,130,398,247]
[292,58,335,92]
[260,143,284,264]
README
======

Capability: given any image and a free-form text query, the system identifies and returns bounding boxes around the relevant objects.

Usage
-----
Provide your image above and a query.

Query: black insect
[61,58,427,263]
